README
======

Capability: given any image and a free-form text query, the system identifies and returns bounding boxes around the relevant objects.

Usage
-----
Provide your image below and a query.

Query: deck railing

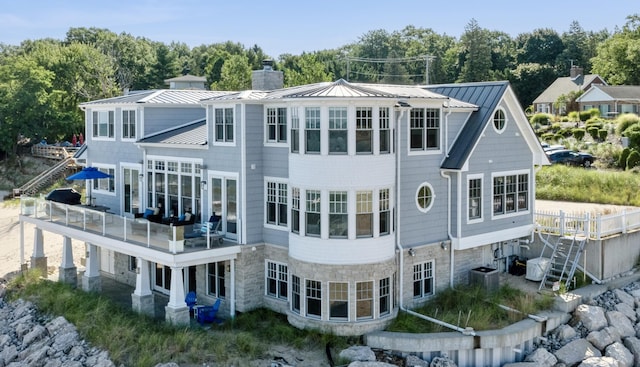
[534,207,640,240]
[19,197,224,254]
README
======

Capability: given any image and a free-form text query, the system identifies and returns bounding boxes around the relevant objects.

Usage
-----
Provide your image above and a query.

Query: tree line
[1,15,639,159]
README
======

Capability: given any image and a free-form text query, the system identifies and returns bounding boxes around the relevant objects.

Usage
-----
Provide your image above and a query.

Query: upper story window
[267,107,287,143]
[356,191,373,237]
[356,107,373,154]
[291,108,300,153]
[379,107,391,154]
[291,187,300,234]
[306,190,321,236]
[122,110,136,139]
[410,108,440,152]
[215,108,234,143]
[379,189,390,235]
[493,108,506,133]
[329,107,348,154]
[305,107,321,154]
[329,191,348,238]
[493,172,529,216]
[92,110,114,139]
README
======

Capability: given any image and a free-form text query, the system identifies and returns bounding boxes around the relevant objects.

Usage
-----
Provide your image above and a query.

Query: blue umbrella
[66,167,113,205]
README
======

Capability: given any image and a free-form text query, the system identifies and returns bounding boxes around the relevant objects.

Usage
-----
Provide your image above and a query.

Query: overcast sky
[0,0,633,57]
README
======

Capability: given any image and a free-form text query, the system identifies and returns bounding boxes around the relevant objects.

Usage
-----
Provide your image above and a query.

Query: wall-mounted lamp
[441,241,448,251]
[138,173,144,181]
[201,180,207,190]
[408,248,415,257]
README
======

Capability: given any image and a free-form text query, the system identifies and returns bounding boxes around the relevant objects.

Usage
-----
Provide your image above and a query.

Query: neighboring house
[532,66,606,115]
[20,63,548,336]
[576,85,640,117]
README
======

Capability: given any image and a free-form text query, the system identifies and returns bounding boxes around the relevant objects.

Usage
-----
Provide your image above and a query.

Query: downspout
[440,99,455,288]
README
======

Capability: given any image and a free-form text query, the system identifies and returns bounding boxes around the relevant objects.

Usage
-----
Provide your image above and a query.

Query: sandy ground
[1,201,86,280]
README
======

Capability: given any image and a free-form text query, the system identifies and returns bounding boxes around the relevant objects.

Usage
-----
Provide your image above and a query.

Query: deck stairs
[537,229,588,292]
[13,157,76,197]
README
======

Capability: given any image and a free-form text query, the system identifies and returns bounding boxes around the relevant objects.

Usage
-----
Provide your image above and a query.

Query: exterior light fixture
[408,248,415,257]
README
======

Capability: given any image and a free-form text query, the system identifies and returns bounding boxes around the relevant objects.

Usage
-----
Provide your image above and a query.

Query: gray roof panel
[426,81,509,170]
[81,90,231,106]
[138,119,207,146]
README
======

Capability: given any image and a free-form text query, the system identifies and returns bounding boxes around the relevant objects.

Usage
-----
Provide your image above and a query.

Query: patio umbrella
[66,167,112,205]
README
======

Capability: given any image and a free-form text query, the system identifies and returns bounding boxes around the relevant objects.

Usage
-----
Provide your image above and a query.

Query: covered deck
[18,196,241,325]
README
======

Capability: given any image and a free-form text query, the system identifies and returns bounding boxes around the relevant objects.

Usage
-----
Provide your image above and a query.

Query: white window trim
[413,260,435,299]
[415,182,435,213]
[328,281,350,321]
[264,106,288,146]
[490,169,530,220]
[467,174,484,224]
[212,105,236,147]
[91,163,116,196]
[492,107,507,134]
[407,106,443,156]
[91,109,116,141]
[355,280,375,321]
[265,260,288,300]
[264,176,289,231]
[121,108,137,142]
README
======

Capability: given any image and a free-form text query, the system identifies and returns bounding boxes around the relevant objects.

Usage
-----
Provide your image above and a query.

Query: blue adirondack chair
[185,291,197,315]
[197,298,221,325]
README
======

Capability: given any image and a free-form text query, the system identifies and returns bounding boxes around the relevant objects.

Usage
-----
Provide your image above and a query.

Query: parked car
[543,144,566,153]
[547,149,595,168]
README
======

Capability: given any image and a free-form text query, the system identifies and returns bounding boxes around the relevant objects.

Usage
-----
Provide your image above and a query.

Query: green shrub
[617,113,640,135]
[550,122,562,132]
[587,108,601,119]
[554,134,565,142]
[585,119,604,130]
[579,110,592,121]
[598,129,608,141]
[619,147,631,169]
[541,132,555,142]
[628,150,640,169]
[587,126,600,140]
[568,111,580,122]
[572,128,586,140]
[530,113,552,126]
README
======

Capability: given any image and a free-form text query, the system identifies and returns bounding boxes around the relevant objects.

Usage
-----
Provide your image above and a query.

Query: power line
[343,55,436,83]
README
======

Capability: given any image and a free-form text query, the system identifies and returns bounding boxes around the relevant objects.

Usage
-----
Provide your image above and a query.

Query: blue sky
[0,0,634,58]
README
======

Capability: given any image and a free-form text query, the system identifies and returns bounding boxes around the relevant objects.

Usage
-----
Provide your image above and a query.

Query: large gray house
[20,64,548,336]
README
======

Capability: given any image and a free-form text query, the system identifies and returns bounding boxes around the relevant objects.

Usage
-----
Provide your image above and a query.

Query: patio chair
[197,298,221,325]
[185,291,197,315]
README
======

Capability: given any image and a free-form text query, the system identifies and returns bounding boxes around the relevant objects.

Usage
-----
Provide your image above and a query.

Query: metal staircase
[13,157,76,197]
[537,229,588,292]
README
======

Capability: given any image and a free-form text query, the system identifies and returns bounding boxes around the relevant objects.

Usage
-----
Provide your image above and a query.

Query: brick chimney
[252,60,283,90]
[570,66,584,79]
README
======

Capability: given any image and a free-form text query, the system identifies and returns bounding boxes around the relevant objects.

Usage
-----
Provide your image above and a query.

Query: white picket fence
[535,208,640,239]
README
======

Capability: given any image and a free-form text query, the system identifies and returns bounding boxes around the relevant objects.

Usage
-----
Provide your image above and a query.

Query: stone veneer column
[81,243,101,292]
[165,266,190,325]
[31,227,47,274]
[131,258,155,317]
[58,236,77,287]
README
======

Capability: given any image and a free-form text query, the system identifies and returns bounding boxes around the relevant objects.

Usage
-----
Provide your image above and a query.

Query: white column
[61,236,74,268]
[32,227,44,257]
[167,266,186,308]
[134,259,152,296]
[85,243,100,277]
[230,258,236,318]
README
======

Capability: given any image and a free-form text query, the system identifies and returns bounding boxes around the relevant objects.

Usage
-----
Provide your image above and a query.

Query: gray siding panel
[244,104,267,244]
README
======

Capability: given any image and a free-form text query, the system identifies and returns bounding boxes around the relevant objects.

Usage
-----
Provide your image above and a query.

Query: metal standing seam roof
[80,90,231,106]
[137,119,207,146]
[426,81,509,170]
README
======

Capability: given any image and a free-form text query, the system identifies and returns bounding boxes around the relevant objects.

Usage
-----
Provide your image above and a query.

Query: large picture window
[92,110,114,138]
[413,261,434,298]
[493,172,529,216]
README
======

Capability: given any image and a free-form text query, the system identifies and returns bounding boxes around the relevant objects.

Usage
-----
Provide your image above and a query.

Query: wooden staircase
[13,157,76,197]
[537,229,588,292]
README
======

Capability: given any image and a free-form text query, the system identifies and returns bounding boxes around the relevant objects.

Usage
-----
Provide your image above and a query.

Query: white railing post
[584,212,590,238]
[559,211,565,237]
[596,213,601,240]
[622,209,627,234]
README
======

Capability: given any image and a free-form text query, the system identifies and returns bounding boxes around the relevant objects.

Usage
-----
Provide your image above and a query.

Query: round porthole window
[493,109,506,133]
[416,183,434,213]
